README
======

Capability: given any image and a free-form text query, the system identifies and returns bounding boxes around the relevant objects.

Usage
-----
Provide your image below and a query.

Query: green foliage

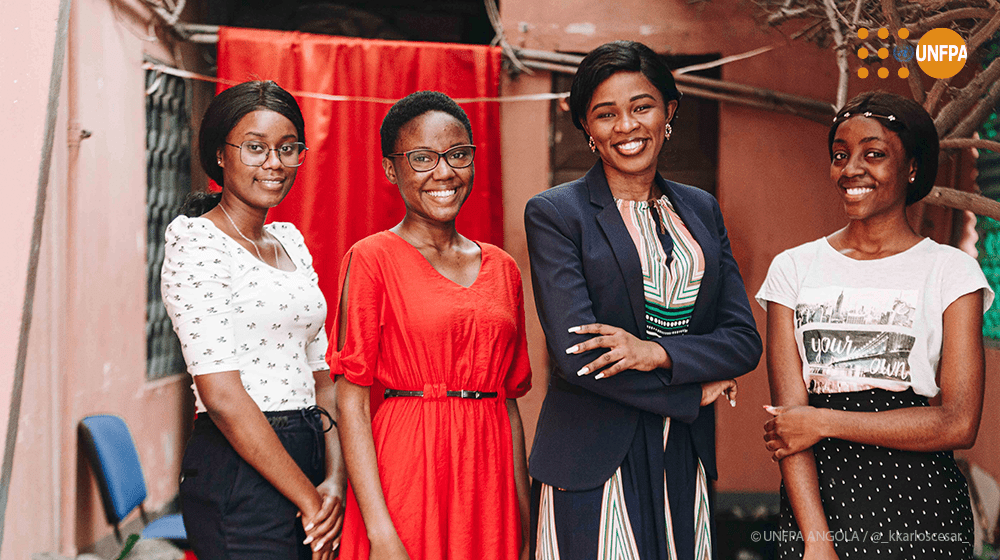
[976,33,1000,339]
[114,534,141,560]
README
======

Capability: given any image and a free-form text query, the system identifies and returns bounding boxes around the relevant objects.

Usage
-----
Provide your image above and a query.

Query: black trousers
[179,409,327,560]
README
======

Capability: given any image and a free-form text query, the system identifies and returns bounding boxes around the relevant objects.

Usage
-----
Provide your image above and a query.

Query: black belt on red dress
[383,389,499,400]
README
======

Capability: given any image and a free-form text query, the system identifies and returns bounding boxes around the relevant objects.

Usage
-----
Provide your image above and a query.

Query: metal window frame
[145,61,191,380]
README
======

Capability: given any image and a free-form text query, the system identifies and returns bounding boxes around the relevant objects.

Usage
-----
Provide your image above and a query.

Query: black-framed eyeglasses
[387,144,476,172]
[224,141,308,167]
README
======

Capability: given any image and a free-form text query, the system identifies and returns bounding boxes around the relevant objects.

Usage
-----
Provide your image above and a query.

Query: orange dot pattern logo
[856,27,966,80]
[857,28,908,79]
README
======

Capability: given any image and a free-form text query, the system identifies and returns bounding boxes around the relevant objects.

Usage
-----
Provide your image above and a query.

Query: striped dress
[534,195,712,560]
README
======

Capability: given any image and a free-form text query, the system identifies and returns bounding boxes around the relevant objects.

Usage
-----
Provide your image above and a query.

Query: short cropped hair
[569,40,681,132]
[829,91,939,205]
[380,91,473,157]
[197,81,306,188]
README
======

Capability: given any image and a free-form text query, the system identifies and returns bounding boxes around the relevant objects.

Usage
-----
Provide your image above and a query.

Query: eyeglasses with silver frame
[387,144,476,172]
[224,141,308,168]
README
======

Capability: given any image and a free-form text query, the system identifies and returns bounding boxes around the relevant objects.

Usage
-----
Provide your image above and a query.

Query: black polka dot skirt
[777,389,974,559]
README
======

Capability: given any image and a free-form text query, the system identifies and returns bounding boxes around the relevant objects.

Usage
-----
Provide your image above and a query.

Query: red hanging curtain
[216,28,504,409]
[216,27,504,301]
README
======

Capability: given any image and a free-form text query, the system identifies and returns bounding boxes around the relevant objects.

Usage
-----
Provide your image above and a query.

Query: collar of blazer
[583,160,717,339]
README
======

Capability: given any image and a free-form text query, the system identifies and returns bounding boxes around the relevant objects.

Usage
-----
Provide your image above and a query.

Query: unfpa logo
[857,27,967,80]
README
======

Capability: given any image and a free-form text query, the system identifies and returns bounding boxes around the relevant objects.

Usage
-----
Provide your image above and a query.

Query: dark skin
[336,110,532,560]
[197,109,346,558]
[762,116,986,559]
[567,71,736,405]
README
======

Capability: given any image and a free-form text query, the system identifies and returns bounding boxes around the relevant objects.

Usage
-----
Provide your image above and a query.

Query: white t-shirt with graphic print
[756,237,993,398]
[161,215,329,413]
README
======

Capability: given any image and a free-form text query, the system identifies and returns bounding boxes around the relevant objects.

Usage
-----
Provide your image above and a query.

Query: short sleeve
[755,250,799,311]
[274,223,330,372]
[942,249,995,313]
[306,329,329,372]
[504,269,533,399]
[161,216,238,375]
[326,245,384,386]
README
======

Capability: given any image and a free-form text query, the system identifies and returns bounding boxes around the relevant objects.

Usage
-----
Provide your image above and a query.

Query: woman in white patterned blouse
[161,81,344,559]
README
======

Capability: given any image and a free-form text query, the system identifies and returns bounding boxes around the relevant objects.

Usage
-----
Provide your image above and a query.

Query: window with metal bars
[145,67,191,379]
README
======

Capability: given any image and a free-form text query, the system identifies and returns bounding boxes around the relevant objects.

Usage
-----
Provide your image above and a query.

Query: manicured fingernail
[304,535,314,545]
[577,367,589,376]
[314,540,325,552]
[568,326,580,333]
[566,345,578,354]
[595,373,605,380]
[730,399,736,408]
[304,522,314,532]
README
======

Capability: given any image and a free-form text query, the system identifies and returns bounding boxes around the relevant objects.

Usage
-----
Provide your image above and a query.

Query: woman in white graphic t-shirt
[756,91,993,560]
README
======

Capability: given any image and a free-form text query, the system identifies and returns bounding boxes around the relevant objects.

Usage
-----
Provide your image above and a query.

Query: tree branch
[911,7,994,35]
[935,56,1000,136]
[766,6,816,26]
[966,6,1000,54]
[922,187,1000,221]
[940,138,1000,153]
[851,0,864,24]
[882,0,926,104]
[946,77,1000,140]
[924,78,953,116]
[823,0,850,108]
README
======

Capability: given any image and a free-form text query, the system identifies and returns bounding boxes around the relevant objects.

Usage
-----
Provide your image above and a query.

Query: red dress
[328,231,532,560]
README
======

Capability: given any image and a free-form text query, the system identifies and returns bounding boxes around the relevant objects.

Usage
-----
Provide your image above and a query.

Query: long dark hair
[180,81,306,216]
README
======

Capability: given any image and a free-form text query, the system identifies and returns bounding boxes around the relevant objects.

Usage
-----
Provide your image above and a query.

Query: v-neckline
[194,216,298,273]
[386,230,484,289]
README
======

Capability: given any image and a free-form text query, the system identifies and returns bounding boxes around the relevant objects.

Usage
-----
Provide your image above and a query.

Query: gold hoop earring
[588,136,596,153]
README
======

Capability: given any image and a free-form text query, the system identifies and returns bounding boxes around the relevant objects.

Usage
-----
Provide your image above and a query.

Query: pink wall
[0,0,64,493]
[0,0,68,554]
[499,0,1000,495]
[1,0,197,556]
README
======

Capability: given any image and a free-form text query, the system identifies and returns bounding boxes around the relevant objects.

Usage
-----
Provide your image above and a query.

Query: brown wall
[499,0,1000,495]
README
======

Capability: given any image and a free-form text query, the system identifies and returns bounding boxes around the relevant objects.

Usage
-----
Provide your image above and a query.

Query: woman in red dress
[328,91,532,560]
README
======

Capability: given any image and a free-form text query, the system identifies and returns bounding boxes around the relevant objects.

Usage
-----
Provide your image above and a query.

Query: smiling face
[382,110,474,227]
[830,116,915,222]
[217,109,299,210]
[583,71,678,182]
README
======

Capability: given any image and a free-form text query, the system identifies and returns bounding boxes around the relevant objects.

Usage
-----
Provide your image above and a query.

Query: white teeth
[615,140,644,154]
[846,187,874,196]
[426,189,456,199]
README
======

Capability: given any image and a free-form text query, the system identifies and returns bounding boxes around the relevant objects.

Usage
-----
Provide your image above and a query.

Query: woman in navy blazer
[525,41,761,560]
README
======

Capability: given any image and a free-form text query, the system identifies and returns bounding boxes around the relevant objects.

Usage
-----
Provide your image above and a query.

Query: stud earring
[665,123,672,141]
[909,177,915,183]
[588,136,596,153]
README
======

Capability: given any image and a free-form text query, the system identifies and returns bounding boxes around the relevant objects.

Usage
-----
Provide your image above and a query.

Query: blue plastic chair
[78,415,187,545]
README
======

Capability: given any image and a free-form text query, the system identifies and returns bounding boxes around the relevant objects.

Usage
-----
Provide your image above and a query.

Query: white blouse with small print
[161,215,329,413]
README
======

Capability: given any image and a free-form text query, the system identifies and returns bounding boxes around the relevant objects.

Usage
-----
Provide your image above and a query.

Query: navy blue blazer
[524,161,762,491]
